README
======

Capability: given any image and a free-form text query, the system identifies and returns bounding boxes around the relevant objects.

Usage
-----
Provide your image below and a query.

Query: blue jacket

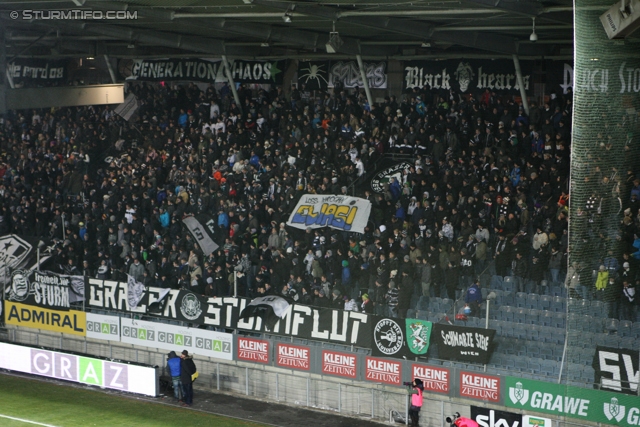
[465,284,482,304]
[167,356,181,377]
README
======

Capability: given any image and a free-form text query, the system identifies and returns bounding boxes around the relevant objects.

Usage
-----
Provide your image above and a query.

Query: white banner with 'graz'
[120,317,233,361]
[287,194,371,234]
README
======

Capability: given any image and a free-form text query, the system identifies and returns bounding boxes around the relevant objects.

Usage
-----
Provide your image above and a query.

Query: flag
[127,274,146,309]
[147,288,171,314]
[113,94,139,121]
[239,295,291,330]
[182,214,220,256]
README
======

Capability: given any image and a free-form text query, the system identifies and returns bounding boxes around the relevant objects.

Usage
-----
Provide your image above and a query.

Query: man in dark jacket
[166,351,182,401]
[180,350,197,407]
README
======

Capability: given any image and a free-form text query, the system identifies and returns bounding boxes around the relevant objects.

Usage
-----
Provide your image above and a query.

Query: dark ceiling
[0,0,598,60]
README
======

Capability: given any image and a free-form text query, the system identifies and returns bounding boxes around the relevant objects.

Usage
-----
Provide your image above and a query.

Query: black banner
[7,59,68,84]
[298,60,387,90]
[593,345,640,395]
[5,270,84,311]
[433,323,495,364]
[403,59,533,93]
[471,406,522,427]
[86,279,372,347]
[370,160,413,193]
[120,58,284,84]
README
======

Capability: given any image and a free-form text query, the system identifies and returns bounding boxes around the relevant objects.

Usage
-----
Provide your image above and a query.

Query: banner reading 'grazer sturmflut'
[287,194,371,234]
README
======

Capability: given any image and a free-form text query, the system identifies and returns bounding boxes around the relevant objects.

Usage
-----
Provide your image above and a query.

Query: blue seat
[515,292,527,308]
[539,346,554,360]
[526,309,540,325]
[550,286,564,297]
[514,308,528,324]
[618,320,633,337]
[591,300,607,318]
[490,275,504,290]
[551,296,566,313]
[605,318,620,334]
[526,293,540,309]
[406,309,416,319]
[541,310,554,327]
[515,357,529,372]
[539,295,552,311]
[528,359,542,374]
[541,360,556,376]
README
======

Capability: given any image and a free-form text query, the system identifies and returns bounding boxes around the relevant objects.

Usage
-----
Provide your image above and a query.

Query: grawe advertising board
[120,318,232,361]
[275,343,310,371]
[364,356,402,386]
[321,350,357,379]
[0,342,157,396]
[237,337,270,364]
[86,313,120,341]
[459,371,501,402]
[505,376,640,426]
[4,300,86,336]
[411,363,450,394]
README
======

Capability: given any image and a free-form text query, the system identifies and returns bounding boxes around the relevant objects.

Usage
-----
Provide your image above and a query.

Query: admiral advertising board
[0,342,157,396]
[237,337,270,364]
[120,317,232,361]
[322,350,357,379]
[276,343,310,371]
[460,371,501,402]
[411,363,450,394]
[365,356,402,386]
[4,301,86,336]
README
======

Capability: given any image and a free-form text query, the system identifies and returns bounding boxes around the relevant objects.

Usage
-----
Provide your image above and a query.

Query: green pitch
[0,373,266,427]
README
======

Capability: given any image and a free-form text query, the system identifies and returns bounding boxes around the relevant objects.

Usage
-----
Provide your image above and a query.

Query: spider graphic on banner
[298,63,328,90]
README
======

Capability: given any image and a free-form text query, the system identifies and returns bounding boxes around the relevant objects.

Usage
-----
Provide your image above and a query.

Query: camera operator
[446,412,479,427]
[404,378,424,427]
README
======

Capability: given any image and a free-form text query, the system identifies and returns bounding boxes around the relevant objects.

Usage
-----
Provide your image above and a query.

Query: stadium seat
[605,318,619,334]
[515,357,528,372]
[406,309,416,319]
[526,310,540,325]
[541,310,554,327]
[528,359,541,374]
[551,296,566,313]
[417,296,429,311]
[490,275,504,290]
[514,308,528,324]
[591,300,606,318]
[515,292,527,308]
[526,293,539,310]
[618,320,633,337]
[631,322,640,338]
[539,295,552,311]
[550,285,564,297]
[503,277,516,293]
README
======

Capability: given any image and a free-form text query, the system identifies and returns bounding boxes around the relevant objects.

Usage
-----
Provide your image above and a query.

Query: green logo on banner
[604,397,626,423]
[406,318,431,355]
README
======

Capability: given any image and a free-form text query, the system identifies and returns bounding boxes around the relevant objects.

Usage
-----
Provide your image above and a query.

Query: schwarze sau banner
[287,194,371,234]
[433,323,495,364]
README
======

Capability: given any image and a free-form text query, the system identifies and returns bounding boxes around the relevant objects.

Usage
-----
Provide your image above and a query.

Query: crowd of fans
[0,79,638,321]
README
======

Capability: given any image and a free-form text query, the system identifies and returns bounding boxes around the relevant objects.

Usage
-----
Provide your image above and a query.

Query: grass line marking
[0,414,59,427]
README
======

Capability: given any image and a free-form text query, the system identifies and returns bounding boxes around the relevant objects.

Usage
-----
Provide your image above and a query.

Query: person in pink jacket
[446,412,480,427]
[408,378,424,427]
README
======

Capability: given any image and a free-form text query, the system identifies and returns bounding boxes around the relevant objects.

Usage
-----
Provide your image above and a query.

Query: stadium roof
[0,0,590,61]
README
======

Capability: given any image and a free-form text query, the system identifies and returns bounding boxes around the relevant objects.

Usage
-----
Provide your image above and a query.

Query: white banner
[120,318,233,361]
[113,94,138,121]
[86,313,120,341]
[0,342,157,396]
[287,194,371,234]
